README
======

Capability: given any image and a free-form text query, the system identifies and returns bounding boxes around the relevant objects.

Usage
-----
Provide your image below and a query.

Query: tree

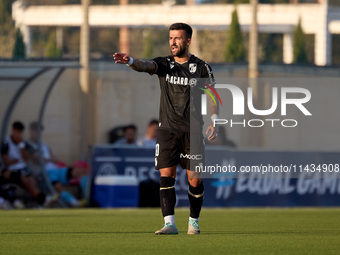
[45,31,62,58]
[225,8,245,62]
[260,33,282,63]
[293,19,307,64]
[143,29,153,60]
[0,0,13,24]
[12,28,25,59]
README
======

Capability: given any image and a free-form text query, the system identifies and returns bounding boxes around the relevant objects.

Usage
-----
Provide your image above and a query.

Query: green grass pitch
[1,208,340,255]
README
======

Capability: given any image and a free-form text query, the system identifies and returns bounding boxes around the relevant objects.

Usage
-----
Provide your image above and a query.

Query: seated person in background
[27,121,66,170]
[1,121,48,206]
[26,122,88,207]
[137,119,159,147]
[46,161,89,207]
[205,126,237,148]
[114,124,137,146]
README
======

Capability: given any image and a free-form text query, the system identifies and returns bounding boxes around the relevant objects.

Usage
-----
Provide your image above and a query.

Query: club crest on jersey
[189,63,197,74]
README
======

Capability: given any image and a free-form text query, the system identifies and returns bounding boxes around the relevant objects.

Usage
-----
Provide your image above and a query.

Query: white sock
[189,216,199,222]
[164,215,175,225]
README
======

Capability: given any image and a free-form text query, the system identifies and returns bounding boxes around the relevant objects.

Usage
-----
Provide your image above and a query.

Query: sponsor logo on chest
[166,74,189,85]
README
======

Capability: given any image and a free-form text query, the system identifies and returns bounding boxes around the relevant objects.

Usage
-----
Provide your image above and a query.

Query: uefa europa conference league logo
[194,83,311,128]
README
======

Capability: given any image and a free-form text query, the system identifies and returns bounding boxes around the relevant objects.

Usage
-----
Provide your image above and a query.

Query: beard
[170,44,187,57]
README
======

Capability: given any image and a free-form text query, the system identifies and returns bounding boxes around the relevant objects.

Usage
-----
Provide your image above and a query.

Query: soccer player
[113,23,218,235]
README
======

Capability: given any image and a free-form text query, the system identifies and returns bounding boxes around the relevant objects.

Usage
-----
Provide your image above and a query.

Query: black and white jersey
[0,136,29,171]
[151,54,215,133]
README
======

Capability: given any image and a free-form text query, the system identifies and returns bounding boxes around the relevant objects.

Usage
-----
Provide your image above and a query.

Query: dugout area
[0,63,80,207]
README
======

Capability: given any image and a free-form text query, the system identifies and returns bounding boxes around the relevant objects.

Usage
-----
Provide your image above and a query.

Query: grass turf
[0,208,340,255]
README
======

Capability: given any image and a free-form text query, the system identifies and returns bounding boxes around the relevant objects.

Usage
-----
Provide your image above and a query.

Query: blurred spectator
[206,126,237,148]
[137,119,159,147]
[27,121,66,170]
[1,121,48,206]
[45,161,89,207]
[26,121,87,207]
[114,124,137,145]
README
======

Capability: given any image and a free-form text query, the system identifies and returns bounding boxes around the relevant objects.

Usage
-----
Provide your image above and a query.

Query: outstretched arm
[113,53,156,75]
[205,87,219,141]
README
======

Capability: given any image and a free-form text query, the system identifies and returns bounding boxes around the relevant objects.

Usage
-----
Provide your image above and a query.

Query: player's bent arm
[21,148,29,162]
[1,155,19,167]
[113,52,156,75]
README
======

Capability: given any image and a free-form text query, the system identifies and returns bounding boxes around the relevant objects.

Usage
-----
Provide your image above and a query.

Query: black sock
[37,192,46,205]
[1,187,16,203]
[159,177,176,217]
[188,181,204,219]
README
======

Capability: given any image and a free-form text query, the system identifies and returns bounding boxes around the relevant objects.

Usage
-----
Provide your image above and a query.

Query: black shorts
[155,129,205,171]
[2,168,30,186]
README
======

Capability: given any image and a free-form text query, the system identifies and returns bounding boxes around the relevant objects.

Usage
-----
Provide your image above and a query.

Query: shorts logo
[180,153,202,160]
[155,143,159,156]
[155,143,159,166]
[189,63,197,74]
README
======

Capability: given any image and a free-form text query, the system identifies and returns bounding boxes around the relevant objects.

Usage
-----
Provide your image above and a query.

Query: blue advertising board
[91,146,340,207]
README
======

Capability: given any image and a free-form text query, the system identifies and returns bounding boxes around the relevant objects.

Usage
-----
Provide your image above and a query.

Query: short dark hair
[124,124,137,132]
[148,119,159,126]
[169,23,193,39]
[30,121,44,131]
[12,121,25,131]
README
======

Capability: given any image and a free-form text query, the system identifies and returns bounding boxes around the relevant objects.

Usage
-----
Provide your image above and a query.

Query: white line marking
[95,156,123,162]
[125,157,155,162]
